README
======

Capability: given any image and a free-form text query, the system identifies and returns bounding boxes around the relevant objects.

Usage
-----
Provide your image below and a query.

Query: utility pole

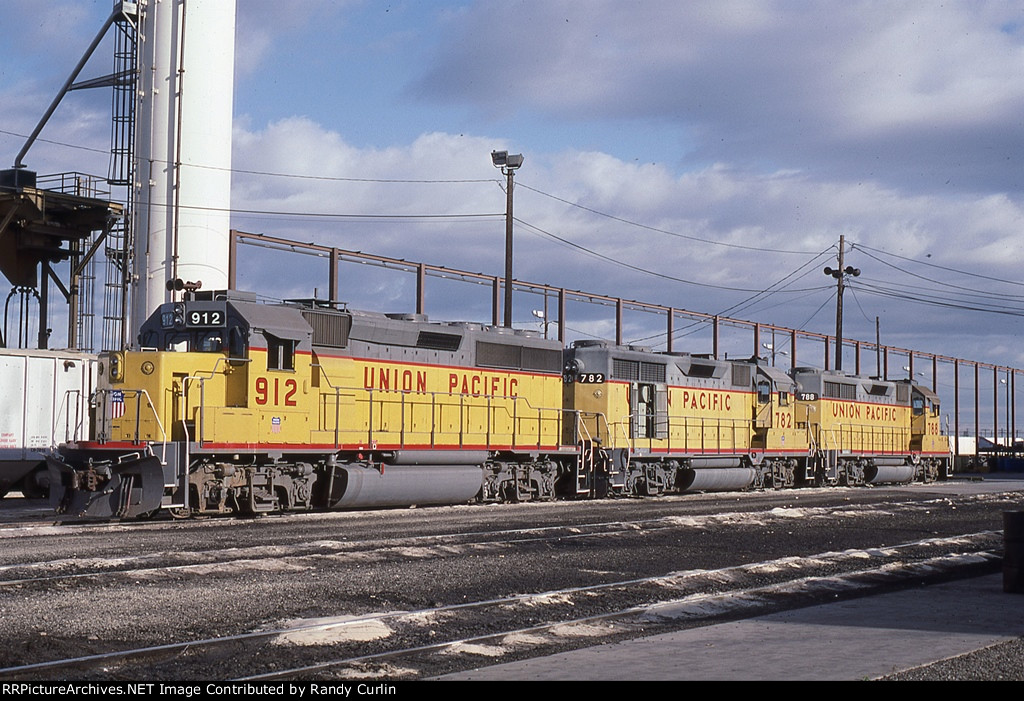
[823,235,860,371]
[875,316,881,378]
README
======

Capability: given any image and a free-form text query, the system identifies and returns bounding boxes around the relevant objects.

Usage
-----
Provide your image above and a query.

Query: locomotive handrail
[570,409,613,448]
[314,379,565,452]
[93,387,169,465]
[574,413,596,496]
[610,412,750,455]
[181,357,253,447]
[814,421,914,458]
[804,421,818,456]
[311,362,564,451]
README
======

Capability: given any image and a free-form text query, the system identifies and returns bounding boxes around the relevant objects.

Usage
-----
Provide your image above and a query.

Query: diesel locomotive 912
[47,290,950,519]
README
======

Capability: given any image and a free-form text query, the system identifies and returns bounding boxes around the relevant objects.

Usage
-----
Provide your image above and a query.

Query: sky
[3,0,1024,418]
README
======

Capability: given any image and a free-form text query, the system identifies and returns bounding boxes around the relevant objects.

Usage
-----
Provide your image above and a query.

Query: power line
[851,282,1024,317]
[137,199,503,221]
[517,181,821,255]
[852,242,1024,289]
[714,247,836,319]
[797,289,838,330]
[847,284,876,324]
[513,217,827,294]
[197,162,495,185]
[855,274,1024,305]
[629,245,836,345]
[853,245,1024,300]
[0,127,109,157]
[0,127,496,184]
[852,279,1024,313]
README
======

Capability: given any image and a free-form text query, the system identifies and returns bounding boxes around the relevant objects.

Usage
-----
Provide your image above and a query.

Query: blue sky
[4,0,1024,403]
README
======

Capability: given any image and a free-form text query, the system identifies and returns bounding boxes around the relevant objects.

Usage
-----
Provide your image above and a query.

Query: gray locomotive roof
[913,383,941,404]
[346,309,559,350]
[230,300,313,342]
[757,363,795,389]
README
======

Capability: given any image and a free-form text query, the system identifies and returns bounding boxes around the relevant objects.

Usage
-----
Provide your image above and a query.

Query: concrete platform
[444,574,1024,681]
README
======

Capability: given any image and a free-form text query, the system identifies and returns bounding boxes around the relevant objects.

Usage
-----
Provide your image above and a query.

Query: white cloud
[227,116,1024,361]
[4,0,1024,377]
[416,1,1024,193]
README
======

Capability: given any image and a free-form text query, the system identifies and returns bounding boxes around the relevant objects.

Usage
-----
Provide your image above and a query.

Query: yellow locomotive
[49,291,569,517]
[563,342,950,495]
[48,291,950,519]
[791,368,948,484]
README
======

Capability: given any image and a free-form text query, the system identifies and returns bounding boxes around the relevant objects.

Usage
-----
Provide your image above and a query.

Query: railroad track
[0,531,1002,680]
[0,492,1012,587]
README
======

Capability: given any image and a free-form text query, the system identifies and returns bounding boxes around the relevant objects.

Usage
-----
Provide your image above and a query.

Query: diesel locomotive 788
[47,290,950,519]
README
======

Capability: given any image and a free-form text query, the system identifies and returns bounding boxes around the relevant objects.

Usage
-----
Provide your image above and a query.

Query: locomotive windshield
[158,330,227,353]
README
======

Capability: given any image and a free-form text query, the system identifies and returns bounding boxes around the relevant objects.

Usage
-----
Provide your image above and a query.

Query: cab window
[229,326,248,358]
[267,335,296,371]
[199,332,224,352]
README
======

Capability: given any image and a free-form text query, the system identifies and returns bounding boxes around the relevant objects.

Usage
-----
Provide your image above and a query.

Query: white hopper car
[0,349,96,498]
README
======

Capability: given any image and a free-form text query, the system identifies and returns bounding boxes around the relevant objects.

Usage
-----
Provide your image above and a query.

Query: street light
[532,309,554,339]
[761,342,787,367]
[492,150,524,327]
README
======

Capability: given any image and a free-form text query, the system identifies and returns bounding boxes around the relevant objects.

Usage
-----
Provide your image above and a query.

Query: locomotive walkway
[444,475,1024,681]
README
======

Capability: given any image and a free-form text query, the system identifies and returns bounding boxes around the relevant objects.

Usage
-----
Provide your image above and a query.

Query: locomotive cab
[100,290,319,447]
[905,381,951,479]
[749,362,800,451]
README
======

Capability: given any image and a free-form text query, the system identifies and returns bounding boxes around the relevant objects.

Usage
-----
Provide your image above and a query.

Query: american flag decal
[110,390,125,419]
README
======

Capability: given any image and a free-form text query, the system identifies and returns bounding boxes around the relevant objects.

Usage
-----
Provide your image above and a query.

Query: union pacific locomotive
[47,291,950,519]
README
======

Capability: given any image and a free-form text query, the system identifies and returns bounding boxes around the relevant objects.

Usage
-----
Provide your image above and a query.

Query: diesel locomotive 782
[47,290,950,519]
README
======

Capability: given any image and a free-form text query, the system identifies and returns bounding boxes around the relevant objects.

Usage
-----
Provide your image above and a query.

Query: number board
[575,373,606,384]
[185,304,226,328]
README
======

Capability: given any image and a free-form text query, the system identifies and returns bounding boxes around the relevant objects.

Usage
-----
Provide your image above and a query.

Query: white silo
[131,0,236,339]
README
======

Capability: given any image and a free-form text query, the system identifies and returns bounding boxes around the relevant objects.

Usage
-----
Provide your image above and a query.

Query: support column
[615,298,623,346]
[974,363,980,465]
[994,366,1000,446]
[330,248,340,303]
[415,263,425,315]
[37,262,49,349]
[666,308,674,354]
[953,360,960,460]
[557,288,566,344]
[491,278,500,327]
